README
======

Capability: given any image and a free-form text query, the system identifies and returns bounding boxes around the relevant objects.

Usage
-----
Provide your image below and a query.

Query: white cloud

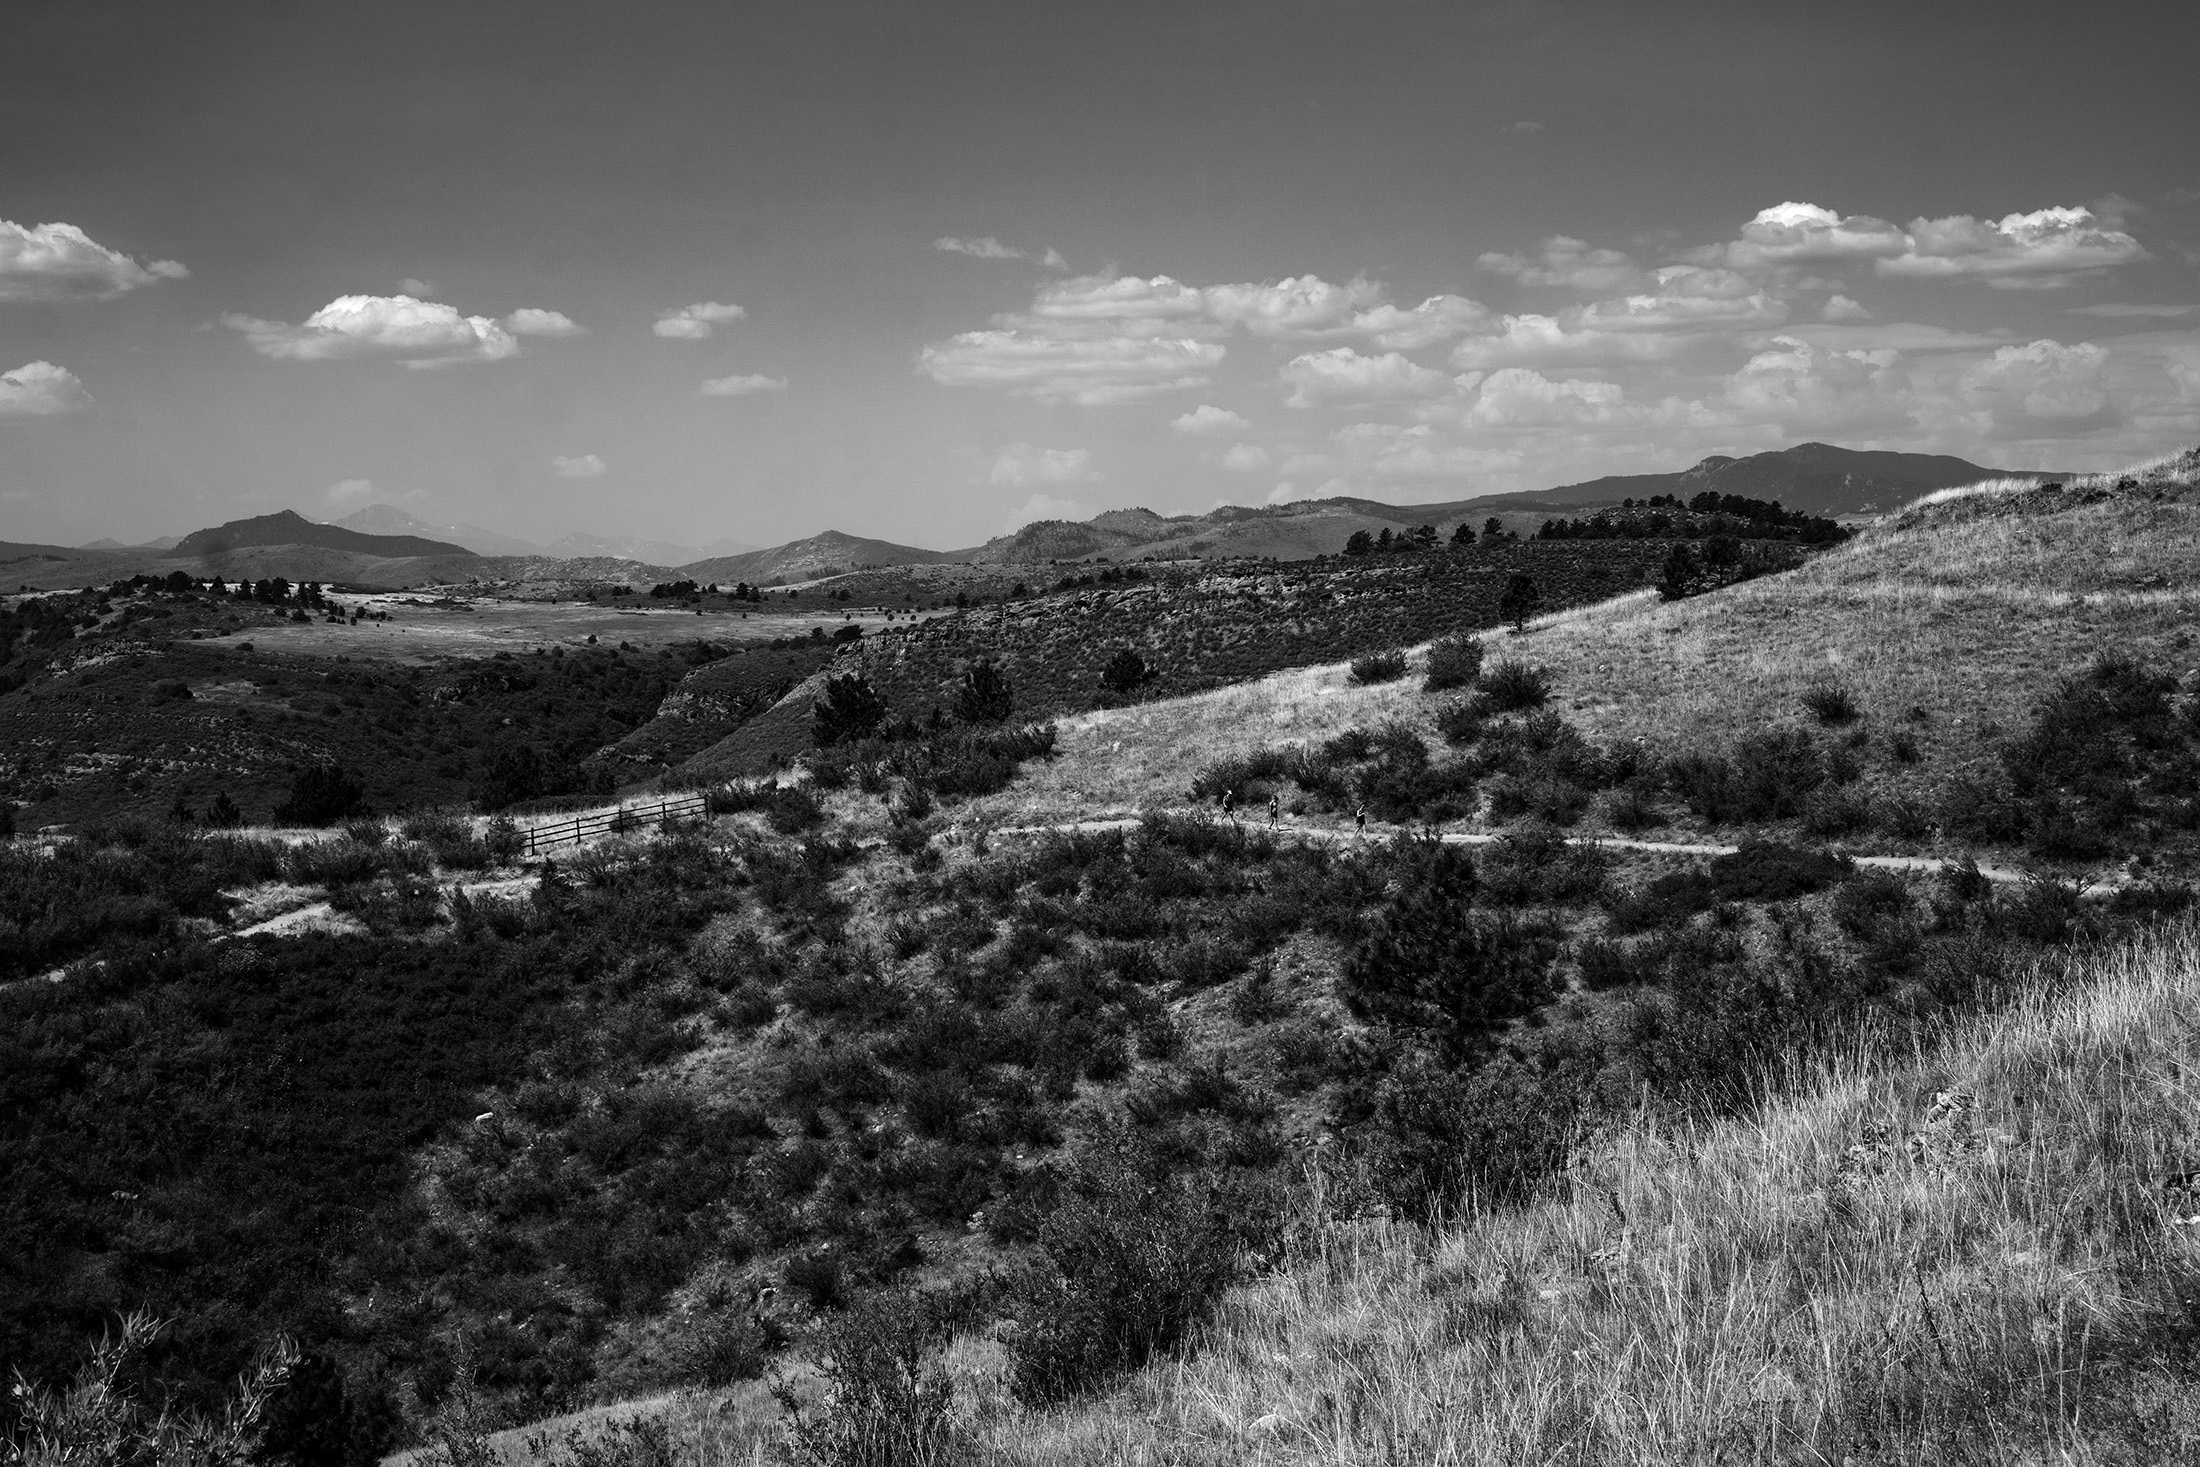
[922,330,1224,404]
[1575,268,1787,332]
[1504,120,1544,134]
[1002,492,1100,532]
[1350,294,1491,349]
[1172,404,1250,434]
[1282,348,1451,407]
[1465,368,1629,426]
[1478,236,1645,293]
[1027,274,1211,323]
[0,360,91,415]
[398,278,436,296]
[989,443,1101,488]
[1220,443,1271,471]
[1776,321,2019,354]
[1449,314,1695,369]
[0,219,187,303]
[653,301,747,339]
[1881,206,2147,288]
[1821,294,1873,322]
[225,294,520,367]
[1326,422,1522,479]
[504,308,584,337]
[1725,336,1914,433]
[699,373,788,396]
[325,478,378,504]
[1709,203,1911,270]
[936,236,1068,269]
[1959,339,2115,430]
[1203,275,1384,339]
[551,453,607,478]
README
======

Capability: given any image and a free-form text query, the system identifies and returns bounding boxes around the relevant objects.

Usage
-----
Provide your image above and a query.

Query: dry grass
[967,448,2200,856]
[990,919,2200,1465]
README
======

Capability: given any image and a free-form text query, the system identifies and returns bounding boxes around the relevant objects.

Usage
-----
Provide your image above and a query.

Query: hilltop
[172,508,473,560]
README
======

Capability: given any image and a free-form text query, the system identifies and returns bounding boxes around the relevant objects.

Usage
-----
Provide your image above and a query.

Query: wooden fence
[520,791,711,855]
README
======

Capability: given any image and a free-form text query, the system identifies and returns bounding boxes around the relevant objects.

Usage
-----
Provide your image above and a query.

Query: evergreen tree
[956,659,1013,723]
[1498,572,1542,632]
[813,672,887,745]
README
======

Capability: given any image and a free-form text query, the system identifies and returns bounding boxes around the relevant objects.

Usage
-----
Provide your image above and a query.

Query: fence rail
[521,792,711,855]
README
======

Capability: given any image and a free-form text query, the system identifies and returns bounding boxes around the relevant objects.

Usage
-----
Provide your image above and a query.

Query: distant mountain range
[331,505,758,564]
[19,445,2076,595]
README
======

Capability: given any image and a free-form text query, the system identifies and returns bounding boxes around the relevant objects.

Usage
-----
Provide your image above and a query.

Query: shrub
[273,762,366,827]
[1006,1125,1268,1404]
[1801,680,1861,726]
[955,660,1013,724]
[1604,784,1660,832]
[1480,660,1550,712]
[1423,634,1484,691]
[1433,695,1491,745]
[1801,789,1871,837]
[1349,648,1409,685]
[1099,648,1150,696]
[777,1289,963,1467]
[1576,937,1655,991]
[1709,841,1849,903]
[1731,728,1825,821]
[1358,1051,1586,1222]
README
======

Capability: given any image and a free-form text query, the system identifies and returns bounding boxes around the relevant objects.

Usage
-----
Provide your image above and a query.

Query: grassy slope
[975,449,2200,871]
[996,918,2200,1465]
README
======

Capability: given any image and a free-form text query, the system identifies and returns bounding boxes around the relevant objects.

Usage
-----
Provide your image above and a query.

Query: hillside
[680,530,956,585]
[171,509,473,560]
[1004,916,2200,1462]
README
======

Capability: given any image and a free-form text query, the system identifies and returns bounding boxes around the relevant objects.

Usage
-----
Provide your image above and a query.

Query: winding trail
[987,809,2110,897]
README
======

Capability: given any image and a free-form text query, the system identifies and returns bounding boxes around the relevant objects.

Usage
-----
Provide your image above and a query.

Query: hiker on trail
[1268,793,1281,826]
[1221,788,1236,822]
[1354,804,1367,837]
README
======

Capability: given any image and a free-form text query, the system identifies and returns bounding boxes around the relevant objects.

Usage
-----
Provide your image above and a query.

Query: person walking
[1267,792,1280,827]
[1221,788,1236,823]
[1354,803,1367,838]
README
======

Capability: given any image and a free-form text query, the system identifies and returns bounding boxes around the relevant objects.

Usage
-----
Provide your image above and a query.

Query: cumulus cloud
[1574,267,1787,332]
[1220,443,1271,471]
[1710,203,1911,270]
[225,294,521,367]
[1959,339,2115,431]
[1779,321,2019,354]
[1448,314,1695,369]
[1821,294,1873,322]
[936,236,1067,269]
[551,453,607,479]
[325,478,378,504]
[0,360,91,415]
[1172,404,1250,434]
[653,301,747,339]
[989,443,1101,489]
[1203,275,1385,339]
[1002,492,1100,532]
[700,373,788,396]
[1350,294,1491,349]
[504,308,584,337]
[1725,336,1914,432]
[1882,206,2146,287]
[0,219,186,303]
[922,330,1225,405]
[1027,274,1212,324]
[398,278,436,296]
[1478,236,1646,293]
[1282,348,1451,407]
[1465,368,1629,426]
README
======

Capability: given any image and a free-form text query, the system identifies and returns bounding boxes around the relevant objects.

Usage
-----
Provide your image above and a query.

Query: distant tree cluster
[1342,525,1441,556]
[1538,492,1846,546]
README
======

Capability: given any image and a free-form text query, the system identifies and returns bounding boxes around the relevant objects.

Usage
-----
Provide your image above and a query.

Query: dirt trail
[988,809,2107,896]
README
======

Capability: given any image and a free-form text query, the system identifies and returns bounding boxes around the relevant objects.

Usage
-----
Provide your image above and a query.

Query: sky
[4,0,2198,552]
